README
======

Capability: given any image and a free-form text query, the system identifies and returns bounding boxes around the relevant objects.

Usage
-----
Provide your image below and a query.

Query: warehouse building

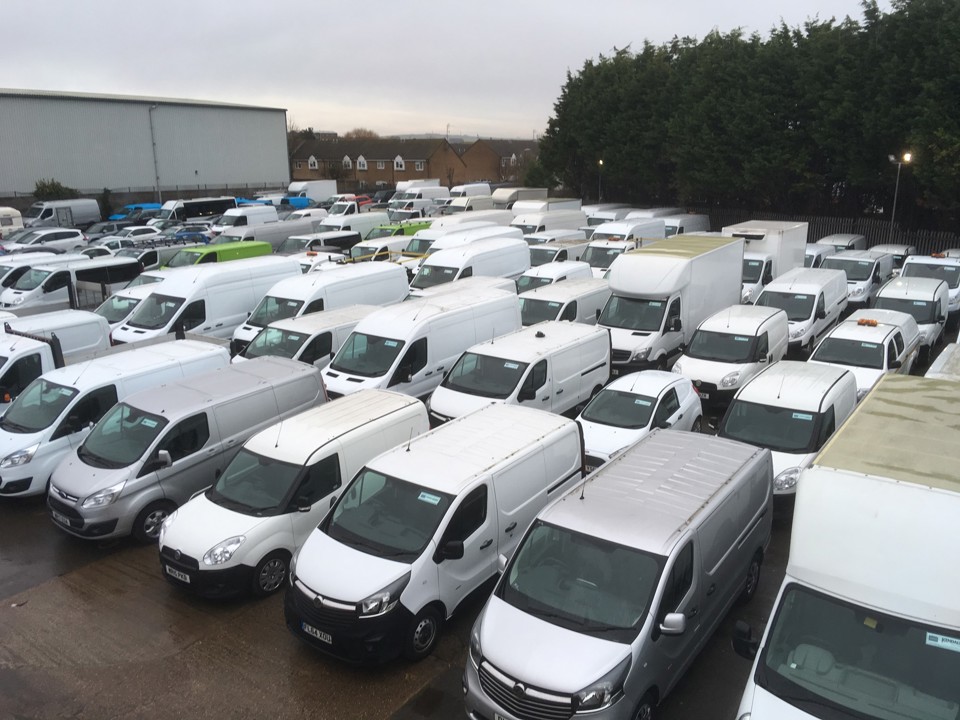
[0,89,289,197]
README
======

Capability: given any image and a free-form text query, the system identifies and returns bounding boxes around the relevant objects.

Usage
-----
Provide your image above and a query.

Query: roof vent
[535,330,546,338]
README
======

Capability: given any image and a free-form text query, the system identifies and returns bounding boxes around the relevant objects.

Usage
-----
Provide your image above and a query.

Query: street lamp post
[888,151,912,243]
[148,104,162,202]
[598,159,603,202]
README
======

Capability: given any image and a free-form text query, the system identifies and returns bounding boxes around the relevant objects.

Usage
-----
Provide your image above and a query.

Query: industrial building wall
[0,93,289,195]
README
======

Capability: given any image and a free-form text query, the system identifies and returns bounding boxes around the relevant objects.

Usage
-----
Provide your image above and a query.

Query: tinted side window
[522,360,547,393]
[659,541,694,621]
[441,485,488,543]
[291,453,341,509]
[0,353,43,399]
[653,388,680,426]
[459,266,473,279]
[54,384,118,439]
[44,272,70,292]
[299,332,332,365]
[559,301,578,322]
[817,293,825,316]
[817,405,836,448]
[158,413,210,462]
[304,298,324,314]
[666,298,681,326]
[198,252,217,264]
[892,332,904,355]
[756,332,769,360]
[179,300,205,331]
[401,337,427,375]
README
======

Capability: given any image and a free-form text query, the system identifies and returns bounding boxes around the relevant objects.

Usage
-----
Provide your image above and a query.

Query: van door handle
[424,371,433,377]
[541,397,549,402]
[556,389,564,394]
[436,366,444,373]
[706,583,716,596]
[504,522,517,533]
[480,539,492,550]
[215,323,223,328]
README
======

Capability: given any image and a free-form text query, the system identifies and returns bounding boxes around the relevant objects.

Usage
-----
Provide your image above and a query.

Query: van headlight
[850,287,865,297]
[774,467,801,491]
[788,326,805,340]
[0,443,40,468]
[203,535,245,565]
[573,656,631,712]
[631,348,650,362]
[856,387,869,402]
[81,480,126,509]
[671,359,683,374]
[158,509,178,546]
[720,371,741,388]
[469,622,483,667]
[359,572,410,617]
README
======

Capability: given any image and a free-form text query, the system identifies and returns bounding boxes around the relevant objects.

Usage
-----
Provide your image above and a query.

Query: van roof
[827,309,917,344]
[245,389,421,466]
[824,249,887,261]
[367,403,575,495]
[176,241,272,256]
[877,276,947,300]
[763,266,845,292]
[735,360,852,411]
[265,262,404,299]
[39,339,226,390]
[127,356,315,418]
[31,256,140,273]
[354,287,514,336]
[591,218,666,234]
[267,304,380,333]
[467,321,606,362]
[723,220,808,234]
[816,233,865,244]
[524,231,587,244]
[902,254,960,268]
[424,237,527,266]
[540,431,764,556]
[430,225,522,247]
[518,277,610,301]
[521,261,590,280]
[699,305,785,334]
[511,209,586,224]
[6,309,104,333]
[870,244,916,254]
[151,255,298,294]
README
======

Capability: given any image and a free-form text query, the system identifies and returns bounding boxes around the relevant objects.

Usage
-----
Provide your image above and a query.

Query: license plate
[51,510,71,526]
[610,368,621,377]
[302,622,332,644]
[698,391,710,399]
[495,714,509,720]
[165,565,191,584]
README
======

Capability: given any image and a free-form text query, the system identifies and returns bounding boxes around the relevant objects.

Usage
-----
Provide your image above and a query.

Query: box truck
[723,220,808,304]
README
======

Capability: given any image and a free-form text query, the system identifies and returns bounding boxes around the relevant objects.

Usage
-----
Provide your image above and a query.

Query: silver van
[47,357,326,542]
[464,430,772,720]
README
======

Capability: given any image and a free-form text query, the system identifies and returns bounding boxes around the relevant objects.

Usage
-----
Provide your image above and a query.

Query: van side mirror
[388,365,413,387]
[816,308,827,320]
[668,318,682,333]
[434,540,464,563]
[595,308,601,320]
[940,315,947,324]
[732,620,759,660]
[497,553,508,574]
[296,495,312,512]
[329,494,338,508]
[889,359,902,370]
[659,612,686,635]
[518,387,536,402]
[145,449,173,473]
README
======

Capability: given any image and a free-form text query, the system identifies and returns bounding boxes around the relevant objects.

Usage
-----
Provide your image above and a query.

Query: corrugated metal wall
[0,93,289,195]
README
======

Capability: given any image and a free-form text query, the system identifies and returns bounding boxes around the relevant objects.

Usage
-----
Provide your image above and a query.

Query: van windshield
[875,297,938,325]
[349,245,379,261]
[366,227,398,240]
[900,262,960,289]
[403,238,432,256]
[498,521,665,643]
[755,292,814,322]
[589,232,626,243]
[95,294,142,324]
[410,265,457,289]
[325,468,452,563]
[516,275,552,294]
[528,247,559,267]
[78,402,169,469]
[743,259,765,284]
[277,236,311,255]
[330,332,405,378]
[207,448,301,516]
[719,400,823,454]
[519,298,563,326]
[598,296,666,332]
[579,388,656,429]
[25,205,44,219]
[755,584,960,719]
[125,274,164,288]
[242,327,307,360]
[686,330,758,363]
[218,214,243,227]
[824,257,876,282]
[441,353,528,399]
[513,224,539,235]
[247,296,304,329]
[580,245,623,270]
[12,268,51,291]
[166,250,202,267]
[126,293,185,330]
[0,378,78,434]
[810,338,884,369]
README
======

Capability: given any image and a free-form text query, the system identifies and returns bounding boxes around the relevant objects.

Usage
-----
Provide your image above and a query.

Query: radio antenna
[405,427,414,452]
[274,417,283,448]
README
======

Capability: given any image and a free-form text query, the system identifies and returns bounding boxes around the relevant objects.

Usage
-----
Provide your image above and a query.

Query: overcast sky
[4,0,885,139]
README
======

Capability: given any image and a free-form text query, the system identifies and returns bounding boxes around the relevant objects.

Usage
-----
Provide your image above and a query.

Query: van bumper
[0,476,35,496]
[47,495,119,538]
[158,545,253,598]
[283,580,410,665]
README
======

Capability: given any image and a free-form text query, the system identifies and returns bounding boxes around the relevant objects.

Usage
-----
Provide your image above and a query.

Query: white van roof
[539,431,765,555]
[824,309,918,347]
[245,389,421,466]
[763,266,846,293]
[423,237,527,267]
[356,287,514,339]
[524,229,587,244]
[464,321,605,363]
[5,309,104,334]
[518,277,610,302]
[150,256,300,296]
[824,249,888,262]
[429,225,523,251]
[266,304,380,334]
[698,305,785,335]
[590,218,666,235]
[264,262,404,301]
[734,360,851,413]
[816,233,864,245]
[29,256,141,273]
[366,403,576,495]
[520,261,590,281]
[877,275,948,300]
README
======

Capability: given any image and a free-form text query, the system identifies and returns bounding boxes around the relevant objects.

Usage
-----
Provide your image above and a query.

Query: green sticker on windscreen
[792,412,813,421]
[418,492,441,505]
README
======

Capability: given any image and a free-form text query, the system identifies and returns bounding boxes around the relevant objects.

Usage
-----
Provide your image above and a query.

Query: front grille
[291,579,357,629]
[611,349,631,363]
[478,661,573,720]
[47,496,82,521]
[160,545,200,570]
[50,484,79,503]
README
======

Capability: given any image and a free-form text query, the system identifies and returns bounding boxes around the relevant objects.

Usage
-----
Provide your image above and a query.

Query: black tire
[738,551,763,605]
[691,417,702,434]
[632,691,656,720]
[132,500,176,544]
[656,357,667,371]
[251,551,289,597]
[403,605,443,661]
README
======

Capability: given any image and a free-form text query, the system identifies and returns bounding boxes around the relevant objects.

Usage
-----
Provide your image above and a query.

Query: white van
[510,210,588,236]
[465,430,771,720]
[899,253,960,319]
[822,249,895,308]
[870,242,917,273]
[427,322,610,423]
[0,252,83,287]
[48,357,324,542]
[309,212,391,240]
[803,244,834,269]
[388,187,450,220]
[0,340,229,498]
[874,275,949,353]
[925,343,960,380]
[23,199,101,229]
[733,375,960,720]
[0,256,142,312]
[284,403,585,663]
[428,210,513,230]
[753,267,848,354]
[211,205,279,235]
[3,310,110,360]
[409,237,531,296]
[450,183,492,198]
[158,390,429,598]
[661,213,710,237]
[673,305,789,408]
[490,187,548,210]
[0,207,24,240]
[401,275,518,300]
[518,278,612,326]
[815,233,867,252]
[235,304,379,368]
[511,199,582,216]
[527,237,590,268]
[444,196,494,214]
[94,282,169,330]
[344,237,409,264]
[216,217,315,250]
[323,287,521,401]
[422,225,523,258]
[718,360,857,497]
[515,261,592,294]
[624,207,686,220]
[111,256,301,344]
[230,263,409,355]
[581,219,668,277]
[809,309,921,400]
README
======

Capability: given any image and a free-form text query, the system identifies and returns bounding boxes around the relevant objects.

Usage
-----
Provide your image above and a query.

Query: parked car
[85,221,134,242]
[100,225,162,245]
[2,227,87,253]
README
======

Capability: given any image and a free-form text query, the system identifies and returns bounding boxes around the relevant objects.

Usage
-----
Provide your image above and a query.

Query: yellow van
[163,241,272,268]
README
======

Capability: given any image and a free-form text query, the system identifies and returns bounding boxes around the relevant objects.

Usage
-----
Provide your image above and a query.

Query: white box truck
[733,374,960,720]
[287,180,337,202]
[723,220,808,304]
[599,235,743,375]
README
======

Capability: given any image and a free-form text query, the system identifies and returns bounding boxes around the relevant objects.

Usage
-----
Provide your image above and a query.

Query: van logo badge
[174,550,181,560]
[313,595,324,608]
[513,682,526,698]
[694,380,701,387]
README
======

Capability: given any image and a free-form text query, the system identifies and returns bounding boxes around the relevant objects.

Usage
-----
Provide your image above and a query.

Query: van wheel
[403,605,443,661]
[656,357,667,371]
[632,691,656,720]
[738,551,763,605]
[132,500,176,544]
[691,417,702,434]
[251,551,288,597]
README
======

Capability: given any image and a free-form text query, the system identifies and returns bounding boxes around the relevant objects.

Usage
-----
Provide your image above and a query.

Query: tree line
[536,0,960,230]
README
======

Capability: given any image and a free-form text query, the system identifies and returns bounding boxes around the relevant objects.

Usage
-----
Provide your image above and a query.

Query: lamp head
[902,152,913,163]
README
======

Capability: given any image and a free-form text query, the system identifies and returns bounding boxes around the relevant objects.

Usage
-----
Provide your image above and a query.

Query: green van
[163,241,272,268]
[364,219,432,240]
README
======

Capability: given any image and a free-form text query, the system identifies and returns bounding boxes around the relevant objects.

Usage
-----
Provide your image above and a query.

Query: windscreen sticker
[734,336,749,342]
[504,362,520,369]
[861,343,879,349]
[634,399,652,406]
[384,340,398,347]
[418,491,441,505]
[792,412,814,421]
[649,301,663,307]
[142,419,158,428]
[926,632,960,654]
[57,388,73,396]
[794,295,809,300]
[914,301,927,306]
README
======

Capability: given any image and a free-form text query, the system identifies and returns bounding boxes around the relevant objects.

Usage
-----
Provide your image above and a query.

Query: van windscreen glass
[0,378,78,434]
[277,236,310,255]
[810,338,884,369]
[900,262,960,289]
[756,583,960,719]
[126,293,185,330]
[79,402,169,469]
[403,238,432,256]
[247,296,304,329]
[580,388,656,429]
[519,298,563,326]
[95,295,142,324]
[743,259,765,284]
[528,247,558,267]
[754,291,814,322]
[516,275,552,294]
[12,268,51,291]
[242,327,306,360]
[823,257,875,282]
[410,265,457,289]
[875,297,938,325]
[326,468,452,562]
[580,245,623,270]
[124,274,164,288]
[498,520,665,643]
[598,295,667,332]
[686,330,758,364]
[166,250,201,267]
[719,399,823,454]
[330,332,405,378]
[207,448,301,516]
[441,352,528,399]
[513,224,539,235]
